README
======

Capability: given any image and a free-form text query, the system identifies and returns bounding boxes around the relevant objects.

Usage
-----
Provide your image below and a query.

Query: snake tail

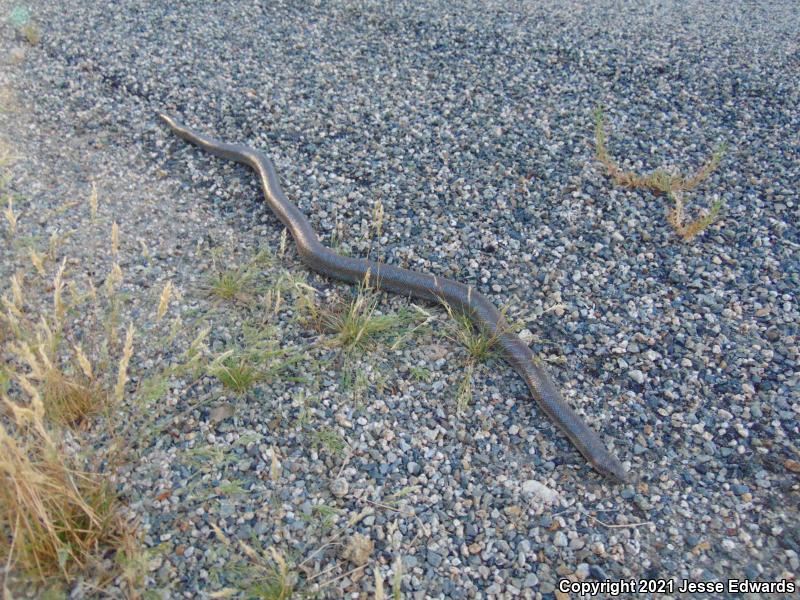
[158,111,628,482]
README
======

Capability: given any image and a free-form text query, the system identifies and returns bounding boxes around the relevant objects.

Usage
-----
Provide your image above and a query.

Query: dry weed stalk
[156,280,173,322]
[89,181,98,221]
[111,222,120,256]
[4,196,17,236]
[114,325,135,404]
[594,107,726,241]
[29,248,46,276]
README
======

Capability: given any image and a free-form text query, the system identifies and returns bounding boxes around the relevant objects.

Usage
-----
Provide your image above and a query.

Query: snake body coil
[158,112,628,482]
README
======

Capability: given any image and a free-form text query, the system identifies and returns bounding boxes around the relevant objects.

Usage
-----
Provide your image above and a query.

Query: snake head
[592,453,630,483]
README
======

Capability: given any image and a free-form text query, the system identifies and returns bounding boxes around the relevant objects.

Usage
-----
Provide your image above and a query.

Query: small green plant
[135,371,170,408]
[447,310,498,363]
[208,352,261,394]
[436,300,522,412]
[312,505,340,530]
[207,327,302,395]
[310,427,347,456]
[327,288,397,350]
[594,107,726,241]
[439,298,520,363]
[203,248,274,305]
[216,481,249,496]
[298,277,403,365]
[409,365,432,382]
[299,505,340,532]
[240,545,295,600]
[183,445,225,467]
[389,305,433,351]
[205,267,257,304]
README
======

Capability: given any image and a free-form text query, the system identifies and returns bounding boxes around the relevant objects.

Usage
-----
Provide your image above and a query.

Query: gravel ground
[1,0,798,597]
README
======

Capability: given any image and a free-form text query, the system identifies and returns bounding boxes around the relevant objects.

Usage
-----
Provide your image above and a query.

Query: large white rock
[522,479,560,505]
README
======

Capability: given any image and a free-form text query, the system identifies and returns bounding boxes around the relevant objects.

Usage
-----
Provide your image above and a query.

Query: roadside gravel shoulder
[1,0,798,597]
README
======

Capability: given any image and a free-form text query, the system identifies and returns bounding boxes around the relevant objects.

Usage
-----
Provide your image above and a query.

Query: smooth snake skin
[158,112,628,482]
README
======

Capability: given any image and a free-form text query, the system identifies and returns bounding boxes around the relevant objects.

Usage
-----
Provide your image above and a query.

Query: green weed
[310,427,347,456]
[409,366,432,382]
[203,248,274,305]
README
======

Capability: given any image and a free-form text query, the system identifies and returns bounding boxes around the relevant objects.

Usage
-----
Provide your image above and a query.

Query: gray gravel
[1,0,798,597]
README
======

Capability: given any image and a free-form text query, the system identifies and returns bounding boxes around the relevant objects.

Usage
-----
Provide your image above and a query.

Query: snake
[157,112,628,482]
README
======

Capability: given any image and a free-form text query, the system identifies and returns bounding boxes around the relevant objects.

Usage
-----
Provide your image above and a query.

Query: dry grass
[3,259,134,429]
[392,555,403,600]
[209,525,295,600]
[155,280,173,322]
[453,362,474,415]
[0,218,144,594]
[21,23,42,46]
[0,398,138,589]
[3,196,17,237]
[594,107,726,241]
[374,555,404,600]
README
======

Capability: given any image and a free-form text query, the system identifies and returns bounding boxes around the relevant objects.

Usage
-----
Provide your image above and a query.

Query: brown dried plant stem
[593,107,726,241]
